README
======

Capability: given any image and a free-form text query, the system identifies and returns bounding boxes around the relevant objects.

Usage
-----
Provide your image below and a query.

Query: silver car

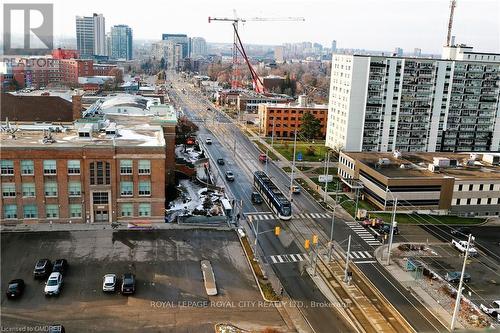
[44,272,62,296]
[102,274,117,292]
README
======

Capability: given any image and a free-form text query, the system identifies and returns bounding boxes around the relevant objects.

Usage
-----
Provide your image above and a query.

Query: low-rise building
[338,151,500,217]
[258,96,328,138]
[0,95,177,225]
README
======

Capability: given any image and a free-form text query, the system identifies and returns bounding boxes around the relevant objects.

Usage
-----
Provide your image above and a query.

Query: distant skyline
[5,0,499,54]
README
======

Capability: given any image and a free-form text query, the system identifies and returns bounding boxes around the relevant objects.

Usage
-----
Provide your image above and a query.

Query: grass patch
[370,213,485,225]
[296,179,328,209]
[310,167,338,175]
[282,166,314,173]
[334,195,377,218]
[282,166,292,173]
[266,141,329,162]
[310,176,341,192]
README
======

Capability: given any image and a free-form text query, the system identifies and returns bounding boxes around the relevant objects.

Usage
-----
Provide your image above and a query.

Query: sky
[2,0,499,54]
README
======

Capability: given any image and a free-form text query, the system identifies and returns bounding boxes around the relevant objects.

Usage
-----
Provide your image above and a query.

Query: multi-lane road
[166,73,449,333]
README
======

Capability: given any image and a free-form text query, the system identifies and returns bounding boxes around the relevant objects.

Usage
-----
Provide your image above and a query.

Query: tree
[299,112,321,140]
[109,67,124,87]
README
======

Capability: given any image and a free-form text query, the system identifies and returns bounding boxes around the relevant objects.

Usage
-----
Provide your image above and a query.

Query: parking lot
[1,229,286,332]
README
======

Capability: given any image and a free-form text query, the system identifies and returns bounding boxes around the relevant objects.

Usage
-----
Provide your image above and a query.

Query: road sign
[297,152,303,161]
[318,175,334,183]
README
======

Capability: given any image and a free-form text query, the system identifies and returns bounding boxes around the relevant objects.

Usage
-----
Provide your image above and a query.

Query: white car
[44,272,62,296]
[102,274,117,292]
[205,138,213,145]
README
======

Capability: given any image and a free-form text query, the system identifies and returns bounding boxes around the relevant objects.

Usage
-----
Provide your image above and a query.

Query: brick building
[0,97,177,225]
[258,96,328,138]
[52,48,79,60]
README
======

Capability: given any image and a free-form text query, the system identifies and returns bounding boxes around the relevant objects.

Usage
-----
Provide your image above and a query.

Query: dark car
[378,223,400,235]
[33,259,52,279]
[121,273,136,295]
[6,279,25,299]
[451,227,472,237]
[251,192,263,204]
[52,259,68,274]
[217,158,225,165]
[445,271,471,283]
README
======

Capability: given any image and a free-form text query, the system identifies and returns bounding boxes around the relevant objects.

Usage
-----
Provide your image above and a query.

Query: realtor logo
[3,3,53,55]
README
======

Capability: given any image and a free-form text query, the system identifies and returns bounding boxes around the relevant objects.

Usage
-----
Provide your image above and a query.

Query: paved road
[169,73,449,333]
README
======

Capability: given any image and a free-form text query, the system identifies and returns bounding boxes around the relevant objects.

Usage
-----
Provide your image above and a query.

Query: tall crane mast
[208,15,305,93]
[446,0,457,46]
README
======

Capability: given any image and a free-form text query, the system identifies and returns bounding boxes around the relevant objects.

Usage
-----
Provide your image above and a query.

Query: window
[120,160,133,175]
[458,184,463,191]
[138,160,151,174]
[138,203,151,217]
[22,183,36,197]
[21,160,34,175]
[469,184,473,191]
[2,183,16,197]
[44,182,58,197]
[456,198,461,205]
[121,181,133,196]
[45,204,59,218]
[4,204,17,219]
[1,160,14,175]
[68,182,81,197]
[487,198,492,204]
[138,181,151,196]
[23,204,37,218]
[490,184,494,191]
[479,184,484,191]
[466,198,471,205]
[120,203,133,217]
[477,198,482,205]
[43,160,57,174]
[69,204,82,218]
[67,160,81,174]
[92,192,109,204]
[89,161,110,185]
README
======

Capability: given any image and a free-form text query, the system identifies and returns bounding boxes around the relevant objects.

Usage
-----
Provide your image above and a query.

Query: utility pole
[450,233,472,331]
[344,235,351,283]
[323,151,330,202]
[289,130,298,201]
[265,118,275,174]
[328,181,340,262]
[386,197,398,265]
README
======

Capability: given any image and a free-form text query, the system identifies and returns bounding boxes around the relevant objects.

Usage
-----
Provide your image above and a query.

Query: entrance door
[95,210,109,222]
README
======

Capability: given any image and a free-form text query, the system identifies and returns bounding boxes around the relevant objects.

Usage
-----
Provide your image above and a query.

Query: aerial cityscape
[0,0,499,332]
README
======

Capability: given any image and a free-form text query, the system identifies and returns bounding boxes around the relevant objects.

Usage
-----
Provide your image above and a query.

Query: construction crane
[208,15,305,93]
[446,0,457,46]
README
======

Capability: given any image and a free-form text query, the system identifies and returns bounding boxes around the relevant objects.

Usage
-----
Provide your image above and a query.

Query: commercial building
[111,25,133,60]
[162,34,189,58]
[0,95,177,225]
[338,151,500,217]
[190,37,207,57]
[326,45,500,153]
[75,13,106,58]
[151,40,182,70]
[258,96,328,138]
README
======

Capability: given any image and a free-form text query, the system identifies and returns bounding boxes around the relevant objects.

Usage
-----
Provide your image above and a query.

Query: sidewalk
[374,244,462,330]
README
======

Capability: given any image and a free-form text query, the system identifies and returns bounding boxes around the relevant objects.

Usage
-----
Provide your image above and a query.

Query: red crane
[208,15,305,93]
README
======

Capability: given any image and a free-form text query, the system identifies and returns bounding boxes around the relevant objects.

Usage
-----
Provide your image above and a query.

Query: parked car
[205,138,212,145]
[44,272,63,296]
[258,153,268,163]
[480,301,500,322]
[52,259,68,274]
[225,170,235,181]
[5,279,25,299]
[33,259,52,279]
[102,274,117,292]
[121,273,136,295]
[217,158,225,165]
[444,271,471,283]
[251,192,263,204]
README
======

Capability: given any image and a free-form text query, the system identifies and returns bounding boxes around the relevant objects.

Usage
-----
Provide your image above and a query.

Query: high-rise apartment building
[75,13,106,58]
[331,40,337,53]
[326,45,500,153]
[190,37,207,57]
[111,25,133,60]
[274,46,284,63]
[162,34,189,58]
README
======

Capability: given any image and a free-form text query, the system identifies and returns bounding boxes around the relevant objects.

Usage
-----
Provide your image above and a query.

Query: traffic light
[312,234,319,245]
[304,239,310,250]
[274,226,281,236]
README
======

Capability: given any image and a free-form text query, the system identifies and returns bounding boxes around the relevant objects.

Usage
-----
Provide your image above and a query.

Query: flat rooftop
[344,152,500,180]
[1,114,167,149]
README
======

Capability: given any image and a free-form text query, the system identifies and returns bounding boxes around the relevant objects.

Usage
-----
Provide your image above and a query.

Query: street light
[328,196,357,262]
[265,118,276,175]
[289,130,298,202]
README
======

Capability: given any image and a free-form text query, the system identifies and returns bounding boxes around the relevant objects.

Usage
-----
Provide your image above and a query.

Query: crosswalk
[348,251,376,264]
[344,221,381,246]
[246,212,330,221]
[269,253,308,264]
